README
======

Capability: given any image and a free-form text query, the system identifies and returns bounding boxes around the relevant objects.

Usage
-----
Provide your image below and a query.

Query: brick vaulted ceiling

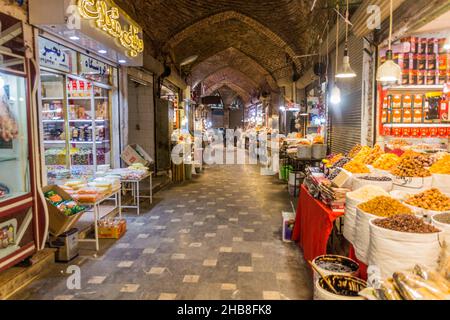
[115,0,330,103]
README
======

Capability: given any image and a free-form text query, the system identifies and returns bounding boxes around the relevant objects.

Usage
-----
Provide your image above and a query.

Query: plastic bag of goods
[314,275,366,300]
[391,176,433,194]
[431,213,450,255]
[432,174,450,195]
[297,145,312,159]
[429,155,450,195]
[312,144,327,160]
[312,255,359,286]
[368,215,442,279]
[354,196,412,264]
[344,186,389,244]
[354,208,378,264]
[352,175,393,192]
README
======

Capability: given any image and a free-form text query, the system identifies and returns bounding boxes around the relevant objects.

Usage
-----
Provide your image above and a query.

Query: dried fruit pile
[348,144,362,158]
[363,145,384,165]
[358,196,412,217]
[374,214,440,233]
[430,155,450,174]
[343,161,371,174]
[405,188,450,211]
[373,153,400,171]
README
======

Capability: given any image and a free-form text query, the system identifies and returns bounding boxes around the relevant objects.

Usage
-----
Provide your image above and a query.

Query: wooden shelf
[386,85,444,92]
[383,123,450,128]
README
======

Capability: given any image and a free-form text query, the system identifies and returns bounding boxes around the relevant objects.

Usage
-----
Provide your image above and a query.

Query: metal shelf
[42,119,64,123]
[42,97,64,100]
[44,140,66,144]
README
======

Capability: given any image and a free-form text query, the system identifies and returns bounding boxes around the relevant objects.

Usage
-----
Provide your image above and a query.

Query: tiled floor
[11,163,313,300]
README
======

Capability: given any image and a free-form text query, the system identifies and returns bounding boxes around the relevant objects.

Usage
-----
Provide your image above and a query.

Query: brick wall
[127,82,156,161]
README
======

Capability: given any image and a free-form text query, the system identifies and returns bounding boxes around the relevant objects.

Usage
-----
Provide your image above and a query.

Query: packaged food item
[393,95,402,109]
[405,188,450,212]
[343,161,371,174]
[373,214,440,233]
[373,153,400,170]
[417,70,426,85]
[440,96,449,121]
[358,196,412,217]
[44,190,63,205]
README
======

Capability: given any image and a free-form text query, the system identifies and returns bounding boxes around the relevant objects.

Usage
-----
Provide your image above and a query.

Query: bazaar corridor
[11,164,312,300]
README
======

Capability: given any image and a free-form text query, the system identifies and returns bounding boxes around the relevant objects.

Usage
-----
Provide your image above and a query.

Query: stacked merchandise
[60,177,121,203]
[361,264,450,300]
[319,182,350,212]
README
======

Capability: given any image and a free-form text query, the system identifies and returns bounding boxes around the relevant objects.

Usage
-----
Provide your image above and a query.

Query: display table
[292,185,344,263]
[77,187,122,251]
[120,172,152,215]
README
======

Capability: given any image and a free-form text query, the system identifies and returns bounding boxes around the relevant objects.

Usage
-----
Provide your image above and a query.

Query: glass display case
[41,74,112,182]
[0,72,30,203]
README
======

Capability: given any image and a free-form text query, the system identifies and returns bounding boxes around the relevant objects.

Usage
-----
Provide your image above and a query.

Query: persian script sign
[78,0,144,57]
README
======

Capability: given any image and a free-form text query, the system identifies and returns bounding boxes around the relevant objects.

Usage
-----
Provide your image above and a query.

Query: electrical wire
[389,0,393,50]
[335,3,339,75]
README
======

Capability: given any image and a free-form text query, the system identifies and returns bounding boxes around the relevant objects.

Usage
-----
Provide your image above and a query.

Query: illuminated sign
[77,0,144,57]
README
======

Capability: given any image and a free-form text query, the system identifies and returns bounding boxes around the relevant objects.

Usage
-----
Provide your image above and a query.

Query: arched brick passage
[166,11,301,70]
[205,82,251,105]
[189,47,278,91]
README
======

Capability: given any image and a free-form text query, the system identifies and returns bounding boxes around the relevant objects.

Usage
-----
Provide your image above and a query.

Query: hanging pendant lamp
[376,0,402,84]
[336,0,356,78]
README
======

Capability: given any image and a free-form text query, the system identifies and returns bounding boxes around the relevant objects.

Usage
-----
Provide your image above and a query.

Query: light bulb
[330,85,341,105]
[376,50,402,84]
[336,55,357,78]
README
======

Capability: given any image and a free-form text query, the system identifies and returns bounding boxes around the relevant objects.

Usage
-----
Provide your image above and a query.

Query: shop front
[29,0,145,184]
[0,7,47,272]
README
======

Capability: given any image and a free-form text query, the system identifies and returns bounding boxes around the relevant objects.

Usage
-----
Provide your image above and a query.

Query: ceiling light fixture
[118,59,127,64]
[336,0,356,78]
[331,3,341,105]
[180,55,198,67]
[69,35,80,41]
[98,49,107,54]
[376,0,402,84]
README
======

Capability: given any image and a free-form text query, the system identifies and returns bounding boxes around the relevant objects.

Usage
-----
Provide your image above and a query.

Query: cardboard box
[121,144,153,166]
[43,185,85,237]
[98,219,126,239]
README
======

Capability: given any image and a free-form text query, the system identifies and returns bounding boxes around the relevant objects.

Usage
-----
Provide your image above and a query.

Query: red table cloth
[349,245,368,281]
[292,185,344,263]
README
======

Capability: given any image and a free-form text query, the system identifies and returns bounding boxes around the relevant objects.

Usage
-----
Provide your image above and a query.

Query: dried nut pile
[363,145,384,165]
[433,213,450,224]
[405,188,450,211]
[430,155,450,174]
[373,153,400,170]
[348,144,362,158]
[391,155,431,178]
[353,146,372,163]
[343,161,371,174]
[358,176,392,182]
[358,196,412,217]
[374,214,440,233]
[332,157,351,169]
